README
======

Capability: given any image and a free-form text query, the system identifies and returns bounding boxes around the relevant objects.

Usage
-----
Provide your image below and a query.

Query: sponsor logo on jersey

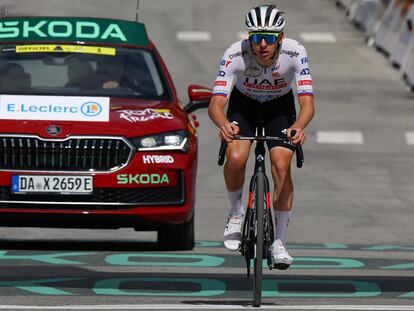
[244,64,263,78]
[272,64,281,71]
[244,77,288,91]
[220,60,232,68]
[280,49,299,58]
[298,80,313,86]
[214,81,227,87]
[228,50,248,59]
[300,68,310,75]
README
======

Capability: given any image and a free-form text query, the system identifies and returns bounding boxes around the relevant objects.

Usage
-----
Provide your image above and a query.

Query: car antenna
[0,0,7,17]
[135,0,140,22]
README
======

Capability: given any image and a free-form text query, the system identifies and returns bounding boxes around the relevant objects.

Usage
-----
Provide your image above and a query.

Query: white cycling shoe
[270,239,293,270]
[223,215,243,251]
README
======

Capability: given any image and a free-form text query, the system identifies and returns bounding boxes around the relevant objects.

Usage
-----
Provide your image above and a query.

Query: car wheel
[157,213,195,251]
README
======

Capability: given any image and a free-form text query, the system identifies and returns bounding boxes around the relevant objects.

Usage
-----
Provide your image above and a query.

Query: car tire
[157,213,195,250]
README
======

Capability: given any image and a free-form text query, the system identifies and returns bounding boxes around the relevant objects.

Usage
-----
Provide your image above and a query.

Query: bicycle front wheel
[253,172,265,307]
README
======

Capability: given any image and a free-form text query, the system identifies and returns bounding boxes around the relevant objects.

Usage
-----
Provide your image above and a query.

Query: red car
[0,16,212,250]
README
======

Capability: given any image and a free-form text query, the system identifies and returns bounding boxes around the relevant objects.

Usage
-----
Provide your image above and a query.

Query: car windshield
[0,44,172,101]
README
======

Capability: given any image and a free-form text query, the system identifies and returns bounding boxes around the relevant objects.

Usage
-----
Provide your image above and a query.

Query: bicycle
[218,121,304,307]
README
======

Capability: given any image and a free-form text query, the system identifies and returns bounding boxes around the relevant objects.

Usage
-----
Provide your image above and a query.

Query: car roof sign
[0,17,150,47]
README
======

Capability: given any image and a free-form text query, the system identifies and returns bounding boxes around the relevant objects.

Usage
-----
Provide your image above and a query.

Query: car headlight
[130,130,189,152]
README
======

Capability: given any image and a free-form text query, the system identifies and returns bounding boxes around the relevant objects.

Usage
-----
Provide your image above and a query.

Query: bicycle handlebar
[218,130,304,168]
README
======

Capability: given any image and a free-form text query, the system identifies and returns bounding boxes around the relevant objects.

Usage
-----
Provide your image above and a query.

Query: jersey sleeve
[212,47,236,98]
[294,43,314,98]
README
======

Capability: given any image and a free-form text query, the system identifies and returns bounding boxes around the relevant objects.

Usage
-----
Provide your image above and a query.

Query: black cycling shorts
[227,88,297,151]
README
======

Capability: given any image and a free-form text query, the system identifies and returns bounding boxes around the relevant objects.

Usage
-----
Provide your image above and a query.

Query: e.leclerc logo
[0,95,109,122]
[81,102,102,117]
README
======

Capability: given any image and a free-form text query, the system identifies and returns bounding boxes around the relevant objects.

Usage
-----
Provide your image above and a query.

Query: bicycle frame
[239,122,275,277]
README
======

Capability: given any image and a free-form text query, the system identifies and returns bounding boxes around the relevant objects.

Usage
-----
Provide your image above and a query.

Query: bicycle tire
[253,172,265,307]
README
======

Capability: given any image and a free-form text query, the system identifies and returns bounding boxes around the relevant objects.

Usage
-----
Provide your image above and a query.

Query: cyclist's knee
[272,160,291,177]
[226,151,248,171]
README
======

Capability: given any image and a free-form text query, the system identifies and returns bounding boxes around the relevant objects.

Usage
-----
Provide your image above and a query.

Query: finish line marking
[300,32,338,43]
[317,131,364,144]
[406,132,414,145]
[0,305,414,310]
[176,31,211,41]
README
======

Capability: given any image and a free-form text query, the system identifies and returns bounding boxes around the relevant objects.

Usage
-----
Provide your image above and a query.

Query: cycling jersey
[213,38,313,102]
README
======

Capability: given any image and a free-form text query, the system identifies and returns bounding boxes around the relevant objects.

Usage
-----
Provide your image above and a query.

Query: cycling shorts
[227,88,297,151]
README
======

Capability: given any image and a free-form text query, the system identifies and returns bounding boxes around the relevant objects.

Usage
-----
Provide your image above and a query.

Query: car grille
[0,135,133,172]
[0,173,185,209]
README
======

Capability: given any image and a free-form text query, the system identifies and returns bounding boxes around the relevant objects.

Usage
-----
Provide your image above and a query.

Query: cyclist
[208,4,315,269]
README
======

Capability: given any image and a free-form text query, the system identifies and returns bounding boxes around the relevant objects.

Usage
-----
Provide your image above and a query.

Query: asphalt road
[0,0,413,310]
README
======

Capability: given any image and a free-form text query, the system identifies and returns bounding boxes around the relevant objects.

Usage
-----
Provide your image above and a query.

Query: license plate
[11,175,93,194]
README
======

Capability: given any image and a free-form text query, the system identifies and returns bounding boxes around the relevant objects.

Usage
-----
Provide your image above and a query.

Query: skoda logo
[46,125,61,136]
[81,102,102,117]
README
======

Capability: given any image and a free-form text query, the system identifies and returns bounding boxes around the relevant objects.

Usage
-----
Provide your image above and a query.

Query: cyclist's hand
[288,128,306,145]
[220,122,240,142]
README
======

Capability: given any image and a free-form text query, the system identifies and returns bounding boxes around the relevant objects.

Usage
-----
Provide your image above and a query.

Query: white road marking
[0,305,414,310]
[405,132,414,145]
[317,131,364,144]
[300,32,337,43]
[176,31,211,41]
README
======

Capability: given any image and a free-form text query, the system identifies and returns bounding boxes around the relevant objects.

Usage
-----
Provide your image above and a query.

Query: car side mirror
[183,84,212,113]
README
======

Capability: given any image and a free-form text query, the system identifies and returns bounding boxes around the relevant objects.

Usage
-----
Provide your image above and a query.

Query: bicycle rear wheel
[253,172,265,307]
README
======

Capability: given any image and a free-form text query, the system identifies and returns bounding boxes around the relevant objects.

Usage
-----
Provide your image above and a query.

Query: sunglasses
[249,32,281,44]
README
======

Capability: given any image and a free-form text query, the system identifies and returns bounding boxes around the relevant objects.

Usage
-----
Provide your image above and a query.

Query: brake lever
[284,129,304,168]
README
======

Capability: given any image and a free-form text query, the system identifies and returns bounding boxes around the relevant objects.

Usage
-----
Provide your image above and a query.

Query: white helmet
[245,5,285,33]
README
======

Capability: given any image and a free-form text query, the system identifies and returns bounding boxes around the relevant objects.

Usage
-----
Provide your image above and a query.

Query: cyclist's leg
[224,89,255,206]
[262,90,296,246]
[270,147,294,212]
[223,88,257,250]
[224,112,252,209]
[266,116,296,268]
[270,147,294,245]
[223,112,253,251]
[224,139,251,192]
[224,139,250,216]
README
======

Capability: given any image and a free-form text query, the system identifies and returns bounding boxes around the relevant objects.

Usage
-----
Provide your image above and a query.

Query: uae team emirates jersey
[213,38,314,102]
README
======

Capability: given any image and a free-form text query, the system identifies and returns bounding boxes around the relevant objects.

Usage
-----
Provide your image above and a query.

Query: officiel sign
[0,95,110,122]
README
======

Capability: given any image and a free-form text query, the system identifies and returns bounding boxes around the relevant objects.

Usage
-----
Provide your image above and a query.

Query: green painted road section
[104,253,225,267]
[0,244,412,299]
[94,278,226,296]
[0,251,96,265]
[262,280,382,298]
[1,249,412,270]
[0,275,412,298]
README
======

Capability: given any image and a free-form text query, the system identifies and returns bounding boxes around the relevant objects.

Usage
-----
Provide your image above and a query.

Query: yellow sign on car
[16,45,116,56]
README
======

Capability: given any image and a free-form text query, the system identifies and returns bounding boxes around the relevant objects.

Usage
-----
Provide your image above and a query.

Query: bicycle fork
[240,172,275,278]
